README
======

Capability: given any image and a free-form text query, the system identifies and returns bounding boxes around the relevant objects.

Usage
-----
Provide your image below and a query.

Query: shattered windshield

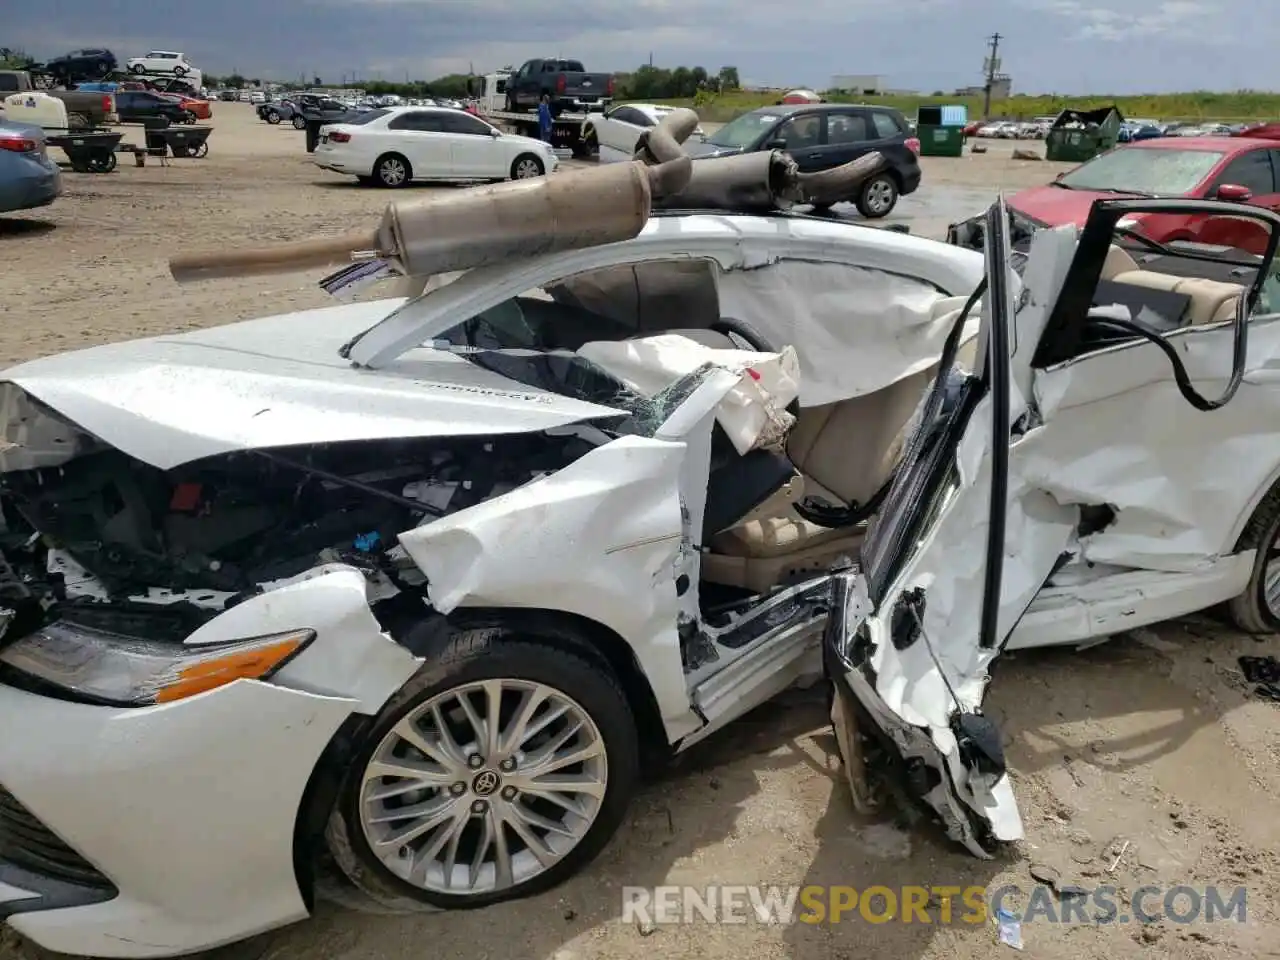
[1058,148,1224,196]
[441,346,718,438]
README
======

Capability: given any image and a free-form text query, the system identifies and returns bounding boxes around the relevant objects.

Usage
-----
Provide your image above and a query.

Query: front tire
[292,114,307,130]
[1227,485,1280,632]
[855,173,898,219]
[129,63,145,74]
[375,152,412,188]
[265,109,281,124]
[511,153,545,180]
[173,65,187,77]
[327,630,638,910]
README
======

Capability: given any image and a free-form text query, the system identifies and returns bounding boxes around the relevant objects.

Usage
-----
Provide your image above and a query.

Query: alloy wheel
[357,678,607,895]
[514,157,542,179]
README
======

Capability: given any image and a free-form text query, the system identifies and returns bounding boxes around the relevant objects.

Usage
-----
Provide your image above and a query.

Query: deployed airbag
[715,260,976,406]
[577,334,801,454]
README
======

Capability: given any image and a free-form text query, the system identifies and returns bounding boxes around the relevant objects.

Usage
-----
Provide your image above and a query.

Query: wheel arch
[440,606,671,771]
[290,603,670,908]
[1228,464,1280,551]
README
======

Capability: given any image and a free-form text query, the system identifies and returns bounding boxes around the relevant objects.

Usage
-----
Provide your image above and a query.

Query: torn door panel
[839,387,1076,855]
[1012,314,1280,569]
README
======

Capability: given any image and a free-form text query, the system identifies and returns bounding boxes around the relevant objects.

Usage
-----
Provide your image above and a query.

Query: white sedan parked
[583,102,706,161]
[314,106,559,187]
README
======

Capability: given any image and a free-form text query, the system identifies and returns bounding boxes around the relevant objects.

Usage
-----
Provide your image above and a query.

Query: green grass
[637,90,1280,124]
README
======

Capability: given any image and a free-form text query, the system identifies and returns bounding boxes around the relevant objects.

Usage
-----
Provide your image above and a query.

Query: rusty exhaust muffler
[168,111,698,284]
[651,149,889,213]
[651,150,800,212]
[792,152,890,207]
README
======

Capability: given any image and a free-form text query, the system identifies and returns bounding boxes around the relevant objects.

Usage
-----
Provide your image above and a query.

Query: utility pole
[982,32,1001,119]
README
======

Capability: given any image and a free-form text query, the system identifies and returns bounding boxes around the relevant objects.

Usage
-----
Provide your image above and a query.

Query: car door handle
[806,152,821,159]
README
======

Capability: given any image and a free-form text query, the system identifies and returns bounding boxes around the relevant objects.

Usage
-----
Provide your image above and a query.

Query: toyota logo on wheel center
[472,770,501,796]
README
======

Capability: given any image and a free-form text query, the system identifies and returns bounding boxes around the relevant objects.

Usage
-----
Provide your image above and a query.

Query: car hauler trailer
[466,72,601,159]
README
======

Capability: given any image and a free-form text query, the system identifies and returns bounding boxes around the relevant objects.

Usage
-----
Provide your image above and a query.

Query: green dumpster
[916,105,966,157]
[1045,106,1124,162]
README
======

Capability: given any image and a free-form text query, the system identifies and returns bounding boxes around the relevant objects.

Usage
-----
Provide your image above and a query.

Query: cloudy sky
[3,0,1276,93]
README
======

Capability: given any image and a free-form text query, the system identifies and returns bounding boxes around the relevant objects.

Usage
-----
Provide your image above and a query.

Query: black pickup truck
[504,58,613,115]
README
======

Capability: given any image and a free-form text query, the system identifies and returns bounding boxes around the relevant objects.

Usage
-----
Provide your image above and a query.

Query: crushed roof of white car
[3,108,1280,959]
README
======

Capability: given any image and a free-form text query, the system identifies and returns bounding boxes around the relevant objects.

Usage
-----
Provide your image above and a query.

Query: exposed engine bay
[0,431,596,646]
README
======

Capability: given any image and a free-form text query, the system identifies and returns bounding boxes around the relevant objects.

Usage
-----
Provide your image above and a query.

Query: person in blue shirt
[538,94,553,144]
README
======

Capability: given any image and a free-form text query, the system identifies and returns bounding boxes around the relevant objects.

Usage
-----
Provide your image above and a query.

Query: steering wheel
[710,317,777,353]
[710,317,800,420]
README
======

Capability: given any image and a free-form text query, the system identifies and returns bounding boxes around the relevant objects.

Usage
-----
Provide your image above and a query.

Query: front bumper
[0,679,352,957]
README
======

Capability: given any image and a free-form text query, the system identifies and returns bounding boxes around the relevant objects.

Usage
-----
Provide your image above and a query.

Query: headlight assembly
[0,621,314,706]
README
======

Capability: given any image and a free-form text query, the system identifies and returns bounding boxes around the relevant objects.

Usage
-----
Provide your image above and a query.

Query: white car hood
[0,298,627,470]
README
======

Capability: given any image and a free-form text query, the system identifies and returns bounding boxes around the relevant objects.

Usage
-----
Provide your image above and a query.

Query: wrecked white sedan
[1,111,1279,957]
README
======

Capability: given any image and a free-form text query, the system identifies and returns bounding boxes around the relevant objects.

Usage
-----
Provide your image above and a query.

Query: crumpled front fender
[397,435,698,738]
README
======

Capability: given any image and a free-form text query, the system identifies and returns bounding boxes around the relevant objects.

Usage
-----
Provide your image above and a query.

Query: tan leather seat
[1108,270,1241,325]
[703,365,935,591]
[1102,244,1140,280]
[701,296,973,592]
[701,516,866,592]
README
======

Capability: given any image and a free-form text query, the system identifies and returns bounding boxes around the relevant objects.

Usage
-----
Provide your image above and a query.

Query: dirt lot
[1,104,1278,960]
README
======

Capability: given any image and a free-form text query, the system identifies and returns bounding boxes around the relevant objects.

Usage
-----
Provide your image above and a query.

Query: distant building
[829,74,886,95]
[956,75,1012,99]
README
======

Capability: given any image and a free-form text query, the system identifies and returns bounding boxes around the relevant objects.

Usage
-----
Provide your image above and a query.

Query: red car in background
[1006,136,1280,254]
[158,93,211,121]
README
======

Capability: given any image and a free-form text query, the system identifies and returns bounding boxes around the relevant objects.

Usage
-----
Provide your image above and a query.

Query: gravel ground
[1,103,1277,960]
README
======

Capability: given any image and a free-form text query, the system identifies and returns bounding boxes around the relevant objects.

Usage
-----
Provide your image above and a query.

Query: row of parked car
[968,116,1268,142]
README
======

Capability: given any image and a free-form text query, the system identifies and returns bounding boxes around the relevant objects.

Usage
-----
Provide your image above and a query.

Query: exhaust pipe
[169,107,700,285]
[792,152,889,207]
[649,149,888,213]
[652,150,799,212]
[169,163,654,283]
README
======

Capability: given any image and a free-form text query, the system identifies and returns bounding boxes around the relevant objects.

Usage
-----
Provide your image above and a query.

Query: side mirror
[1217,183,1252,202]
[767,138,788,150]
[490,128,501,137]
[1054,171,1065,181]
